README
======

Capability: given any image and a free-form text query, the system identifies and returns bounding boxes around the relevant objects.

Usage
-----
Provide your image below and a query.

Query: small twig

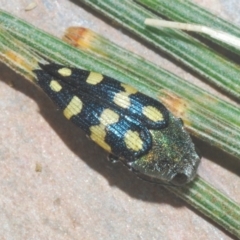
[145,19,240,49]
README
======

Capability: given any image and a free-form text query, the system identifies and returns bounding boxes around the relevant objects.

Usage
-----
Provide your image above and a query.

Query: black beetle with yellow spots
[34,63,200,186]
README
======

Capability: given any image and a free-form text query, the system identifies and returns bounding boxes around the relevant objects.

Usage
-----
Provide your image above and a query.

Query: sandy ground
[0,0,239,239]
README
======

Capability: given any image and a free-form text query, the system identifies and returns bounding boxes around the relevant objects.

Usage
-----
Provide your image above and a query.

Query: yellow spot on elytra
[89,108,119,153]
[50,80,62,92]
[58,68,72,77]
[86,72,104,85]
[90,125,111,152]
[113,83,138,108]
[100,109,119,125]
[121,83,138,94]
[113,92,131,108]
[63,96,83,119]
[124,130,143,151]
[142,106,164,122]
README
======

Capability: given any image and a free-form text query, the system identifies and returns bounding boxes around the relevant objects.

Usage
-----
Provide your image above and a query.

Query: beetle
[33,63,200,186]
